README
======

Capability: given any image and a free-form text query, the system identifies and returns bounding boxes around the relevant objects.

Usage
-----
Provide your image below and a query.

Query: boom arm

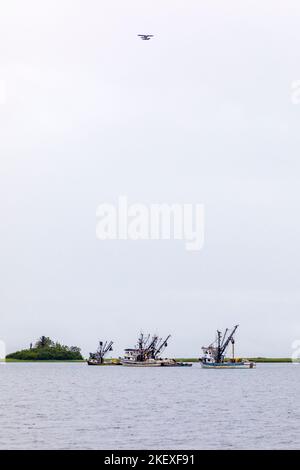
[154,335,171,358]
[219,325,239,360]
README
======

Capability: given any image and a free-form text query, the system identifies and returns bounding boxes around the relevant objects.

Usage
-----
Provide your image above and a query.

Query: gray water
[0,362,299,449]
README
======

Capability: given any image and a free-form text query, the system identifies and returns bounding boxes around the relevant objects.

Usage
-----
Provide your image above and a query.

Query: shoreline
[1,357,296,363]
[2,359,86,363]
[177,357,295,363]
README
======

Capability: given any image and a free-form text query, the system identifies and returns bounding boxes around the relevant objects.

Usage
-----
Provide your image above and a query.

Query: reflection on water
[0,362,299,449]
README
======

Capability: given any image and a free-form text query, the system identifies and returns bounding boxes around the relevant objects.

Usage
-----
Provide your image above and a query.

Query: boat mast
[89,340,113,363]
[154,335,171,358]
[221,325,239,362]
[135,332,171,362]
[98,340,114,363]
[216,330,222,362]
[215,325,239,363]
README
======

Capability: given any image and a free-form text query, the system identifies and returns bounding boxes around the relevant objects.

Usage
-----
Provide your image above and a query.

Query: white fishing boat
[120,333,192,367]
[87,340,120,365]
[200,325,256,369]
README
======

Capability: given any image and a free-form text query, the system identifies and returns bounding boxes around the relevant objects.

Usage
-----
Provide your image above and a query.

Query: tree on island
[35,336,54,349]
[6,336,83,361]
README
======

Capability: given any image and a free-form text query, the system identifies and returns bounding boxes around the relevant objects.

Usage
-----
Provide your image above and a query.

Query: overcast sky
[1,0,300,358]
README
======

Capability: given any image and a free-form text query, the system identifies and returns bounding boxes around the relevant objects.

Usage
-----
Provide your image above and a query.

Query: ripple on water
[0,363,300,449]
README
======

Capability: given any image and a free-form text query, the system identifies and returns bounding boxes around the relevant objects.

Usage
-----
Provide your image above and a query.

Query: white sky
[1,0,300,357]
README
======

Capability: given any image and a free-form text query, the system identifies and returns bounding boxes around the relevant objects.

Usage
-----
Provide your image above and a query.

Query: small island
[6,336,83,361]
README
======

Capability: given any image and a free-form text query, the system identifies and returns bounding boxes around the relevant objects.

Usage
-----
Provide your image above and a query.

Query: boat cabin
[123,348,139,362]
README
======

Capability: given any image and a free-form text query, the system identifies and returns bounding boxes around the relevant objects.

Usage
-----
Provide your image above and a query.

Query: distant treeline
[6,336,83,361]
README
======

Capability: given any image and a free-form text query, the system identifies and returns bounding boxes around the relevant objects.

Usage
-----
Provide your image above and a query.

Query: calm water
[0,362,299,449]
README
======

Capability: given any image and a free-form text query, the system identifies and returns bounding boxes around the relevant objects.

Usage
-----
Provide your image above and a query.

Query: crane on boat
[89,340,113,364]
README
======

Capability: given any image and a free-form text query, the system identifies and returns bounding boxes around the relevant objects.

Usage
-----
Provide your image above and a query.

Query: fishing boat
[120,333,192,367]
[200,325,256,369]
[87,340,120,365]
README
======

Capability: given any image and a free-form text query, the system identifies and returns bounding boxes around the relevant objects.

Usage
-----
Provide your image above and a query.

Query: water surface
[0,362,299,449]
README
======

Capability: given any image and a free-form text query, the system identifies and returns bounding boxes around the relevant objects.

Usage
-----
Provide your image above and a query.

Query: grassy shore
[2,359,86,363]
[176,358,295,363]
[247,358,294,363]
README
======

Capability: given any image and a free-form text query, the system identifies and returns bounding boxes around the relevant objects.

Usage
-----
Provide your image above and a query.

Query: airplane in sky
[138,34,154,41]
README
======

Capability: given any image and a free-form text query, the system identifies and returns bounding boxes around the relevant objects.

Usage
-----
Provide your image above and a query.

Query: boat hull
[161,362,192,367]
[201,362,256,369]
[121,361,162,367]
[120,360,192,367]
[87,360,120,366]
